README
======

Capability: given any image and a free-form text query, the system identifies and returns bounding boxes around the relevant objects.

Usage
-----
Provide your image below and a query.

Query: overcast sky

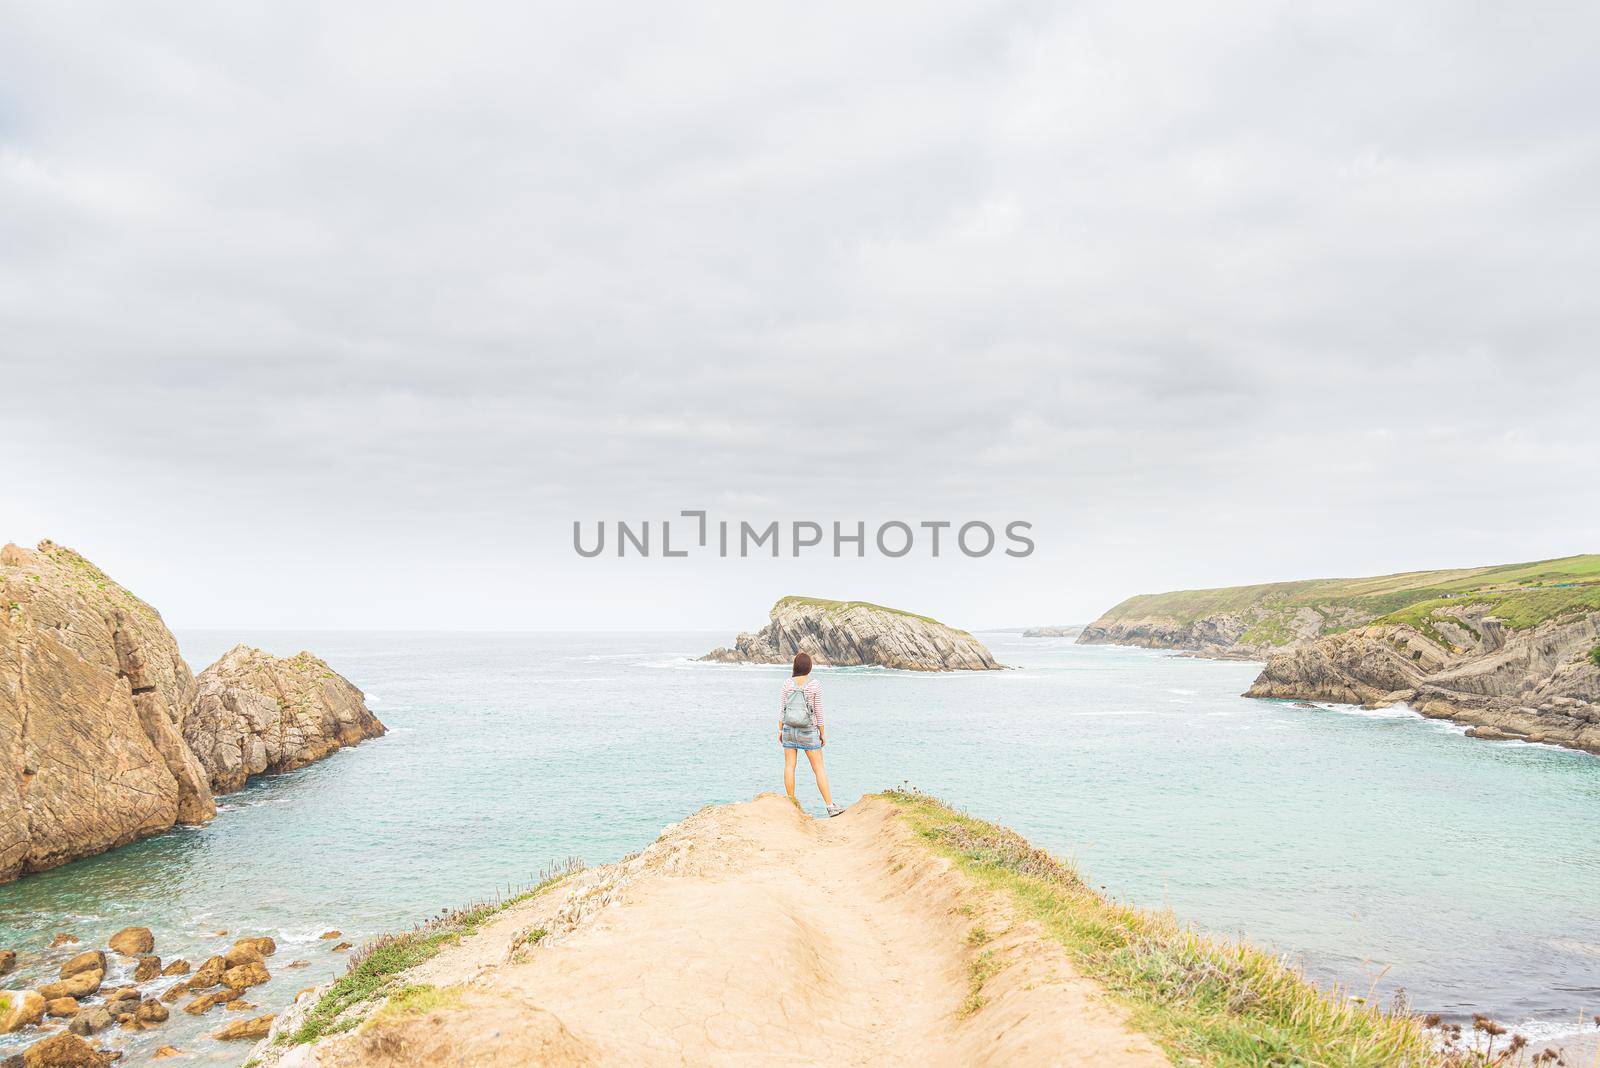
[2,1,1597,632]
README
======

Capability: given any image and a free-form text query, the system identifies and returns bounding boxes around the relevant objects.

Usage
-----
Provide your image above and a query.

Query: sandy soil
[267,794,1169,1066]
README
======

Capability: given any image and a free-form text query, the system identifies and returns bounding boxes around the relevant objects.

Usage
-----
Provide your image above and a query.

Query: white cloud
[1,0,1596,629]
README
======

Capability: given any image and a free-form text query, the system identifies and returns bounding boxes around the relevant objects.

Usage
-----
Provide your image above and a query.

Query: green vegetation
[36,541,161,621]
[506,924,549,960]
[1589,644,1600,668]
[776,596,955,629]
[372,983,466,1023]
[962,950,1000,1017]
[884,788,1513,1067]
[290,862,583,1045]
[1093,554,1600,645]
[1238,613,1293,647]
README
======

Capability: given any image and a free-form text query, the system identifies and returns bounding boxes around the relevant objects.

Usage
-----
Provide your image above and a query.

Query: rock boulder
[211,1012,275,1040]
[56,953,103,981]
[36,970,101,1002]
[20,1031,113,1067]
[107,928,153,957]
[1,990,46,1033]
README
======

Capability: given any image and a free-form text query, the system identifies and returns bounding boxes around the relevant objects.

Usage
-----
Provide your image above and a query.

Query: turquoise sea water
[2,630,1598,1064]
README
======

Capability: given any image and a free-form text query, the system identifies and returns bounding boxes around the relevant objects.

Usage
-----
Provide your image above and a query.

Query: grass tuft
[371,983,466,1022]
[962,950,1000,1018]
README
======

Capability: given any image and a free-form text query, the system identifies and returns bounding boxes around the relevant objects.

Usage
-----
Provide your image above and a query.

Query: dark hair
[792,651,813,676]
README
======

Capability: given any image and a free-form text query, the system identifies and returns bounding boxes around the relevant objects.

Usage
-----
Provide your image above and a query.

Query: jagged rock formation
[186,645,386,793]
[701,597,1002,671]
[1,541,216,882]
[1246,610,1600,754]
[1,540,385,882]
[1079,555,1600,755]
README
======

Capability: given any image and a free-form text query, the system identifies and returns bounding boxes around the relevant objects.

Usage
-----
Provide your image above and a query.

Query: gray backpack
[782,685,814,728]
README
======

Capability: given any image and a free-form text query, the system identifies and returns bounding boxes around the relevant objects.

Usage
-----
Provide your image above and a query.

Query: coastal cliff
[701,596,1002,671]
[1080,555,1600,754]
[1,541,216,882]
[243,792,1452,1067]
[1077,578,1360,658]
[187,645,386,794]
[0,541,384,882]
[1246,611,1600,753]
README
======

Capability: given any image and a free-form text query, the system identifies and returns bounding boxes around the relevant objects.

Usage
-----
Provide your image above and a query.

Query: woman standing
[778,652,844,816]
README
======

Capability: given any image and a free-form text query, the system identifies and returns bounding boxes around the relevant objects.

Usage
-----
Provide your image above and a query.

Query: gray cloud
[2,0,1597,629]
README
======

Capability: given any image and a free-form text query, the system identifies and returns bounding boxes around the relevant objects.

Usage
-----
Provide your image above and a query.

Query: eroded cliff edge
[1078,556,1600,755]
[1,540,385,881]
[702,596,1003,671]
[1,541,217,881]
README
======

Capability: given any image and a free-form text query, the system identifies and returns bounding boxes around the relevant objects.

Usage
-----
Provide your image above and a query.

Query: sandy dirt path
[273,795,1170,1066]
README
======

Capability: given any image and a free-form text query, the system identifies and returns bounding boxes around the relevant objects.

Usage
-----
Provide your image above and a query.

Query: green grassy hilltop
[775,595,951,628]
[1092,555,1600,648]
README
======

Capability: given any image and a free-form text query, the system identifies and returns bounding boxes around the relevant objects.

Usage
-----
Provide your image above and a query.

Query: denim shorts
[781,724,822,750]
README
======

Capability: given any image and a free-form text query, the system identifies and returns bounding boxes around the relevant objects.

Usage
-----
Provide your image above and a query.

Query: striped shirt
[779,677,824,729]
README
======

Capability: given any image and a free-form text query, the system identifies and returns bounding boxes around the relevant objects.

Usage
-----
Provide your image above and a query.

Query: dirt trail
[271,795,1169,1066]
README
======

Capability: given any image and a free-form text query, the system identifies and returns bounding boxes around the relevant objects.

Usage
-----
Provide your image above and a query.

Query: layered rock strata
[1245,611,1600,754]
[1,542,216,882]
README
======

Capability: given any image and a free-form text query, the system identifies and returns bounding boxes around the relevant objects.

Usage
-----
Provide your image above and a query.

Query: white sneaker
[826,804,846,818]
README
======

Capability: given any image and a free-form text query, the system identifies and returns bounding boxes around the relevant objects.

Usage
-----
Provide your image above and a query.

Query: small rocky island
[1023,625,1080,638]
[702,596,1003,671]
[1078,555,1600,754]
[0,540,385,883]
[188,645,386,793]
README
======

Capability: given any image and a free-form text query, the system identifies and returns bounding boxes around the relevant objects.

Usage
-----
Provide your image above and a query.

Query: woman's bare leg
[784,747,798,799]
[804,749,834,807]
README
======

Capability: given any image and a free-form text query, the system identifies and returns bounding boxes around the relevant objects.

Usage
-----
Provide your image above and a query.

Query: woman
[778,651,844,817]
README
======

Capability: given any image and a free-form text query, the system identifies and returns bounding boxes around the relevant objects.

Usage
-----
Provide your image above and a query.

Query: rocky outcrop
[701,597,1002,671]
[1022,625,1081,638]
[2,540,385,883]
[185,645,386,793]
[1076,609,1331,659]
[1,541,216,883]
[1079,557,1600,755]
[1245,610,1600,755]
